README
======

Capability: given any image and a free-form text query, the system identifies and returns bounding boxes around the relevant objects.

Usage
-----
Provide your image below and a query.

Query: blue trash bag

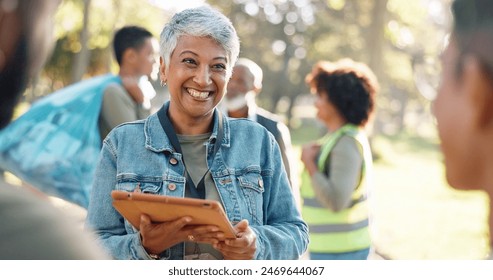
[0,74,121,208]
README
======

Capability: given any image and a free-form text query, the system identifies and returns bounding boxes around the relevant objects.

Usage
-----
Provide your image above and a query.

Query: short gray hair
[160,5,240,76]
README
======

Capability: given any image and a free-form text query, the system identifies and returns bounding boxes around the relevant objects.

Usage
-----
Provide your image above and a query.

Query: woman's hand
[301,143,320,176]
[213,219,257,260]
[139,214,225,255]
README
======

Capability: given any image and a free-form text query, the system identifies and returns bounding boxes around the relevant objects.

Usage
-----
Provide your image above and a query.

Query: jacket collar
[144,101,230,153]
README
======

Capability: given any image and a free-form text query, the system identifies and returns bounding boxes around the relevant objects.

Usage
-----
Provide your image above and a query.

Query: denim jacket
[86,103,308,260]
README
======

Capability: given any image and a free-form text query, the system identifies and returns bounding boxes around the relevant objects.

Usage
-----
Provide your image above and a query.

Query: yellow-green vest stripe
[309,228,371,253]
[301,124,372,253]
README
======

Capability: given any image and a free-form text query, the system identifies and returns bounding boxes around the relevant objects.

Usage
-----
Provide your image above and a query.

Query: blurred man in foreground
[0,0,107,259]
[433,0,493,259]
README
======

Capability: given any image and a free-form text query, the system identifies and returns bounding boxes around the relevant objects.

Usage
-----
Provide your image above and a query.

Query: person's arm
[85,137,152,259]
[250,134,309,260]
[311,135,363,212]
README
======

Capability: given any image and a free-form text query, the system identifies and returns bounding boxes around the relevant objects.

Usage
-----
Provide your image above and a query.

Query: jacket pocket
[115,178,163,233]
[115,175,163,194]
[237,171,264,225]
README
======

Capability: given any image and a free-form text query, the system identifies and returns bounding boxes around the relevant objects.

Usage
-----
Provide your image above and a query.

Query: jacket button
[169,158,178,165]
[168,183,177,191]
[258,179,264,188]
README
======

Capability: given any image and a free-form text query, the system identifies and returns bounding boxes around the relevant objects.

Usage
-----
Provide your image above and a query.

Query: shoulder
[255,107,291,139]
[114,118,146,129]
[0,181,107,259]
[333,135,362,155]
[227,117,275,143]
[256,107,284,124]
[0,181,39,207]
[228,117,269,134]
[105,119,146,143]
[104,82,125,93]
[105,112,162,141]
[103,83,132,102]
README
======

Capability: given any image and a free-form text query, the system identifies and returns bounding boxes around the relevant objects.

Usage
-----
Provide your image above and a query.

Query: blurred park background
[8,0,490,259]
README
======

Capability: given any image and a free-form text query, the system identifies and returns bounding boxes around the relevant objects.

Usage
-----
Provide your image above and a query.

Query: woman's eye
[182,58,196,65]
[212,63,226,71]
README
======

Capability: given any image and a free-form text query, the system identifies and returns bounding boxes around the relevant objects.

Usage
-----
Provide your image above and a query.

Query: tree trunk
[366,0,388,137]
[71,0,92,84]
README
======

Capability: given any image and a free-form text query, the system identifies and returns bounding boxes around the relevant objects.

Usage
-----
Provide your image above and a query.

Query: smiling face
[160,35,229,127]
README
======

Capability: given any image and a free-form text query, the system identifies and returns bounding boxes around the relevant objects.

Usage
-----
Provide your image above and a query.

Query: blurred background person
[0,24,158,208]
[224,57,300,206]
[0,0,107,259]
[300,59,378,260]
[433,0,493,259]
[99,25,158,140]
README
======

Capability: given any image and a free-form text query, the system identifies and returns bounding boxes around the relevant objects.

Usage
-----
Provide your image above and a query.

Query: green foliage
[38,0,166,99]
[37,0,448,137]
[210,0,447,137]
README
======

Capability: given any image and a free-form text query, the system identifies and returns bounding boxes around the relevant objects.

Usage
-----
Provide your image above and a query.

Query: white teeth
[188,88,210,99]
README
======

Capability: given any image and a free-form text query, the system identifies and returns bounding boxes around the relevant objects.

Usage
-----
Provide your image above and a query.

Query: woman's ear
[159,56,167,83]
[463,55,493,129]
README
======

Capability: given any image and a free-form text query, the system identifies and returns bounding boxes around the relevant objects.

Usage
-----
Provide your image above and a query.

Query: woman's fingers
[183,225,226,243]
[213,220,256,259]
[140,216,193,254]
[139,216,231,255]
[214,238,255,259]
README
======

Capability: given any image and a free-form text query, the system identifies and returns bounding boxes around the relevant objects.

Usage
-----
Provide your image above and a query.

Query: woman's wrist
[140,231,164,259]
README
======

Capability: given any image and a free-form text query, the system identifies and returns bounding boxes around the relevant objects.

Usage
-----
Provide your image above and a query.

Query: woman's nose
[193,66,212,86]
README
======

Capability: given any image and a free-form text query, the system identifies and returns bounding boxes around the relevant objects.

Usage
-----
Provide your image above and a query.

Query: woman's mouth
[187,88,211,100]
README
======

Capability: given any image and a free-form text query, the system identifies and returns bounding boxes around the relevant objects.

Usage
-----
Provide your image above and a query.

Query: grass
[291,125,490,259]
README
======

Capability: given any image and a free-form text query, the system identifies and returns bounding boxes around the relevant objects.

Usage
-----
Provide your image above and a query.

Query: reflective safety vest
[301,124,372,253]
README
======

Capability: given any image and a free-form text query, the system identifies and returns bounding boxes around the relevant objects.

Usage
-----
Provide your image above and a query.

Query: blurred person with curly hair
[300,58,378,260]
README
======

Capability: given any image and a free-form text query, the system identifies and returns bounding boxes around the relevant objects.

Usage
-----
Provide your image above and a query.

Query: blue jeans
[310,248,370,260]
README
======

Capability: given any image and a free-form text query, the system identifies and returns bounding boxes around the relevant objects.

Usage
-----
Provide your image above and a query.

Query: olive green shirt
[178,133,223,260]
[98,83,149,140]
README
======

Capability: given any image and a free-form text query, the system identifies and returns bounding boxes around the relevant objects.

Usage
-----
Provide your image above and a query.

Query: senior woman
[86,5,308,260]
